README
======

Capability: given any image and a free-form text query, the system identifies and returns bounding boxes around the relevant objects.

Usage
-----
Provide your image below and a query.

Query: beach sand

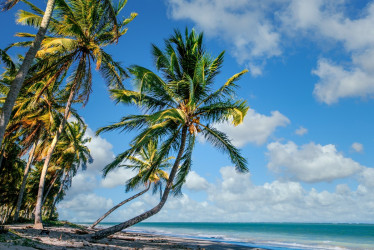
[0,223,267,249]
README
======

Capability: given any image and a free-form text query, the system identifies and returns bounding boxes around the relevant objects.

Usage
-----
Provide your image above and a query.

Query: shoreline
[0,223,268,249]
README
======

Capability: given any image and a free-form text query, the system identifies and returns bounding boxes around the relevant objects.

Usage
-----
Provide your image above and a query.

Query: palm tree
[0,0,127,148]
[0,53,62,221]
[90,28,249,239]
[12,0,136,228]
[1,0,20,11]
[0,0,57,149]
[0,136,26,224]
[90,140,171,229]
[44,121,92,218]
[6,74,81,221]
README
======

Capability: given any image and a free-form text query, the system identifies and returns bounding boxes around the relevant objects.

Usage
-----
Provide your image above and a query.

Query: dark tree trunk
[90,185,150,229]
[14,141,37,222]
[89,126,188,240]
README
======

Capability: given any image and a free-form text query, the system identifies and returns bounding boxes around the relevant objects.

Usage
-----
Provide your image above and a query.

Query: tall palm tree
[0,53,63,221]
[90,28,249,239]
[90,140,171,229]
[12,0,136,228]
[0,0,57,149]
[0,0,126,148]
[6,74,82,221]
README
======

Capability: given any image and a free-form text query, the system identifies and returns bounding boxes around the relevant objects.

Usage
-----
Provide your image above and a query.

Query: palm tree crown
[99,28,249,193]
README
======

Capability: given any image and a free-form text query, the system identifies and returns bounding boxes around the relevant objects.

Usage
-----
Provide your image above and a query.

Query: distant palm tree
[0,53,67,221]
[91,28,249,239]
[45,121,92,218]
[90,140,171,229]
[11,0,136,228]
[9,79,68,222]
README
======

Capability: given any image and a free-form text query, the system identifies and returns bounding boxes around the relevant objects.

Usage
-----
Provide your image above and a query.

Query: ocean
[80,222,374,250]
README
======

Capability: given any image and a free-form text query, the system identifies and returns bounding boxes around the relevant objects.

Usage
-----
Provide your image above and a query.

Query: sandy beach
[0,223,267,249]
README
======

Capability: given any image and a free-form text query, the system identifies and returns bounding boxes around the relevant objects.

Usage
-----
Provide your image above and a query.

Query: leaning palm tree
[10,80,68,222]
[90,28,249,239]
[12,0,136,228]
[0,0,127,148]
[0,0,57,149]
[90,140,171,229]
[0,54,67,221]
[44,120,92,217]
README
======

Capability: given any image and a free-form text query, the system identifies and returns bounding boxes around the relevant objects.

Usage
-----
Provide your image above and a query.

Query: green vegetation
[0,0,248,241]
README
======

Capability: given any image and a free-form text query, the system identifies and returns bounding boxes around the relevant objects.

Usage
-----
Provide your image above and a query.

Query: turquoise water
[81,222,374,249]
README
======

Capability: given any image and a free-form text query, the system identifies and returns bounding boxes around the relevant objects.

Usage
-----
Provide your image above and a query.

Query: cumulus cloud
[168,0,374,103]
[58,193,113,222]
[295,126,308,136]
[85,128,115,173]
[98,165,374,223]
[167,0,283,76]
[358,168,374,188]
[101,167,136,189]
[57,126,117,220]
[267,141,363,182]
[312,59,374,104]
[351,142,364,153]
[215,109,290,147]
[283,0,374,104]
[184,171,210,191]
[205,166,374,222]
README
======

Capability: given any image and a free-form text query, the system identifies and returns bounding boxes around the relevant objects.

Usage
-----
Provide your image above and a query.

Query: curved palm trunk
[41,171,60,206]
[34,85,76,229]
[48,172,68,219]
[13,141,37,222]
[90,126,188,240]
[90,185,151,229]
[0,0,56,148]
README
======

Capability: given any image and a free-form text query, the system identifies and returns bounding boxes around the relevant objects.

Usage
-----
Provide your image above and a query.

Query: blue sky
[2,0,374,223]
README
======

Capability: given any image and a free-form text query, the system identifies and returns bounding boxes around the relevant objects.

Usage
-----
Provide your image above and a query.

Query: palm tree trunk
[90,185,151,229]
[0,0,56,148]
[41,171,60,206]
[90,126,188,240]
[48,172,68,219]
[34,85,76,229]
[14,141,37,222]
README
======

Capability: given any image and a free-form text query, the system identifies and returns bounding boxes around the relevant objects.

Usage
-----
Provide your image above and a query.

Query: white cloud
[283,0,374,104]
[359,168,374,188]
[215,109,290,147]
[57,193,113,222]
[101,167,136,188]
[57,126,117,220]
[168,0,374,103]
[267,141,363,182]
[312,59,374,104]
[59,163,374,223]
[351,142,364,153]
[295,126,308,136]
[85,128,115,173]
[167,0,283,76]
[207,166,374,222]
[185,171,210,191]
